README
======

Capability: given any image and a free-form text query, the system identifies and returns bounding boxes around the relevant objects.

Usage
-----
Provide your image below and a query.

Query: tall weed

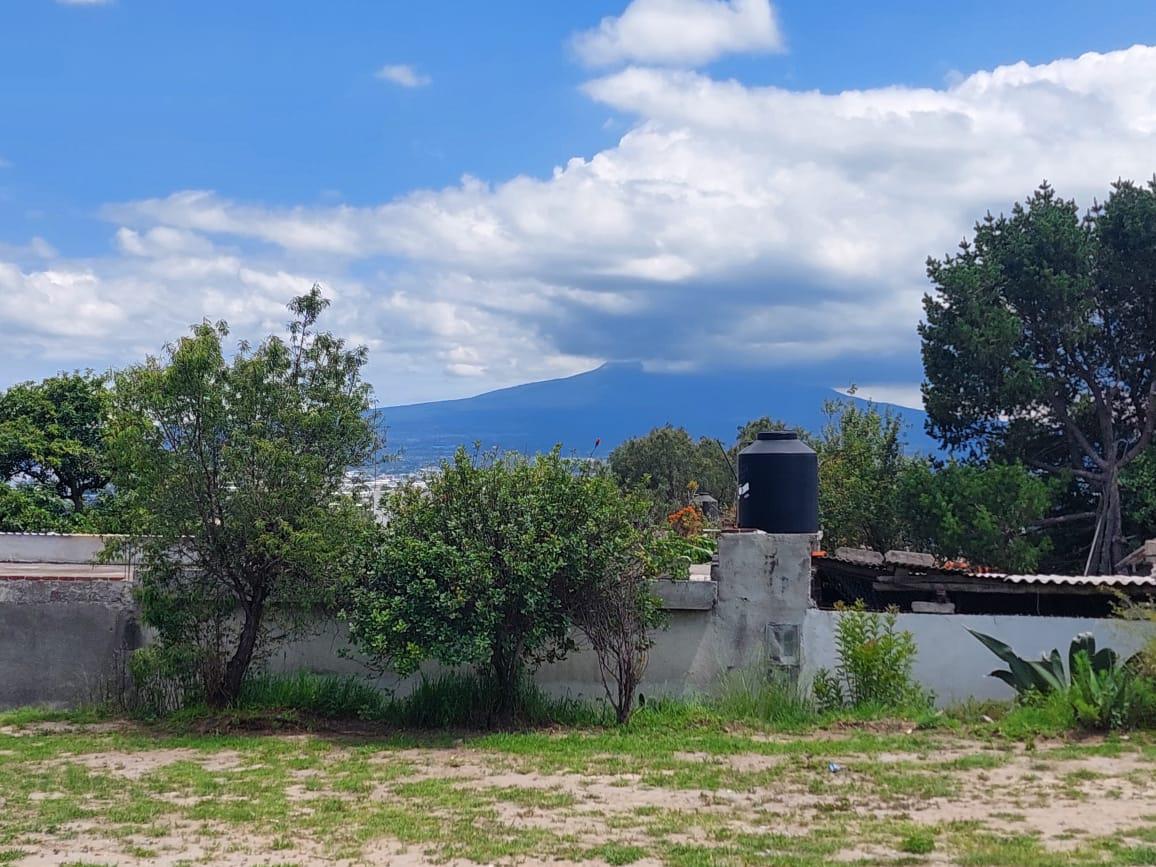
[812,600,932,713]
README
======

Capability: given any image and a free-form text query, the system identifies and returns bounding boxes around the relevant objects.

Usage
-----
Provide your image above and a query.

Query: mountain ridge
[378,363,934,471]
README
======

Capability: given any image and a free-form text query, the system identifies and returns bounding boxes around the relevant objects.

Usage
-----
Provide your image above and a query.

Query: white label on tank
[738,482,750,498]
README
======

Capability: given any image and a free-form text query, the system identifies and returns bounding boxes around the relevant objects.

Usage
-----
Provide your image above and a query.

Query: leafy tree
[921,181,1156,573]
[1122,447,1156,544]
[346,447,661,724]
[0,372,113,519]
[899,461,1054,572]
[609,425,733,509]
[814,399,916,552]
[107,287,380,707]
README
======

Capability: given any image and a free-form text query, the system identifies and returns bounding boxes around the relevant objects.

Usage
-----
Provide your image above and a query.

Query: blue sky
[3,0,1156,406]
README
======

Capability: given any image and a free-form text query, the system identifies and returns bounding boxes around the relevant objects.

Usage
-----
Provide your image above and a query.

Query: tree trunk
[489,643,522,728]
[208,597,265,708]
[1090,468,1126,575]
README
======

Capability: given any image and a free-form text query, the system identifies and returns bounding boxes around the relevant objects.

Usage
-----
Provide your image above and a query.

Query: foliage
[813,398,918,551]
[900,461,1054,572]
[812,601,931,712]
[645,532,715,580]
[238,671,390,721]
[968,629,1120,696]
[666,505,704,537]
[608,425,734,510]
[1121,446,1156,542]
[0,371,127,531]
[106,286,380,708]
[1067,650,1138,731]
[346,447,661,725]
[921,180,1156,573]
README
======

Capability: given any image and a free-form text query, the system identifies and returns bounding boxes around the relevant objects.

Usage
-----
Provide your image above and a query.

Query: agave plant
[967,629,1120,696]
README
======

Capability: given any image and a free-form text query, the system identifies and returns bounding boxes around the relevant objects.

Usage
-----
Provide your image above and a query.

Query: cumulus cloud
[572,0,783,67]
[7,44,1156,403]
[376,64,431,88]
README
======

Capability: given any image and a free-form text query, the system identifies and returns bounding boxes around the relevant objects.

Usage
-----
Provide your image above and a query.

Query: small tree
[107,286,379,707]
[346,447,661,725]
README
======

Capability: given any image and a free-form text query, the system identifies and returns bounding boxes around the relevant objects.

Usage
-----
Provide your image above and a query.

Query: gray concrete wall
[801,609,1156,706]
[0,577,139,708]
[265,531,817,702]
[0,533,125,564]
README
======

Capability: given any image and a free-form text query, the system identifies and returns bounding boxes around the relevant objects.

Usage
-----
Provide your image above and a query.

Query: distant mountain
[378,362,935,472]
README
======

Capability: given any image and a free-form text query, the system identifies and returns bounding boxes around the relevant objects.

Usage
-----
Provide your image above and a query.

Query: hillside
[379,362,934,472]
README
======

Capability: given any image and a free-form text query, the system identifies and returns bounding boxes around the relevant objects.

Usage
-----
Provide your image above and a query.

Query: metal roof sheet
[1000,573,1156,588]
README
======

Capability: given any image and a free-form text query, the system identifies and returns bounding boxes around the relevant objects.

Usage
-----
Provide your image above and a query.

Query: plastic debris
[827,762,843,774]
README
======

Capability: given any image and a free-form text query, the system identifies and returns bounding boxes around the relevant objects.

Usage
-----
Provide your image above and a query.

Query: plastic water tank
[736,431,818,533]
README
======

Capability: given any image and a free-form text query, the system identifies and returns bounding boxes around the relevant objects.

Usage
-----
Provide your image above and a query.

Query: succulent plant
[968,629,1120,696]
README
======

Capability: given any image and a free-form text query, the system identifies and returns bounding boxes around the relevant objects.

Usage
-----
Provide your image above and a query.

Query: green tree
[899,461,1054,572]
[609,425,733,509]
[107,286,380,707]
[814,399,916,552]
[0,372,113,522]
[921,181,1156,573]
[345,447,660,724]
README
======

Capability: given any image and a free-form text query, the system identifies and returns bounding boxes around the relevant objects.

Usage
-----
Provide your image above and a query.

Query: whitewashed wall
[801,610,1156,705]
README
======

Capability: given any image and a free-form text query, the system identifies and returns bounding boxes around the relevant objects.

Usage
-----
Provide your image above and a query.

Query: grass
[3,713,1156,865]
[9,670,1156,864]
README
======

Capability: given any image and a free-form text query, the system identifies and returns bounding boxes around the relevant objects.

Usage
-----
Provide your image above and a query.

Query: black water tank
[736,431,818,533]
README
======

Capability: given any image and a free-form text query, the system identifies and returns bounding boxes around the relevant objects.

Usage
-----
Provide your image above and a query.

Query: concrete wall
[801,609,1156,705]
[0,576,139,708]
[0,533,126,565]
[267,532,817,702]
[10,530,1156,712]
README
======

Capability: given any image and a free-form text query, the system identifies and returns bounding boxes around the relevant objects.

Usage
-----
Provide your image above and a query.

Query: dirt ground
[4,722,1156,866]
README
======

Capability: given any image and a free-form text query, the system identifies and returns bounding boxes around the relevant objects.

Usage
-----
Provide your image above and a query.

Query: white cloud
[572,0,783,68]
[837,384,925,411]
[376,64,431,88]
[8,45,1156,404]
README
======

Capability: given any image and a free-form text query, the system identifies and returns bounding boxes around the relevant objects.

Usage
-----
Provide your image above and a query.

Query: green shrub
[812,600,931,712]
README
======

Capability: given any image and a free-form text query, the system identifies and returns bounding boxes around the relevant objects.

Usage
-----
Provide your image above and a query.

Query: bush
[812,600,931,712]
[346,447,662,726]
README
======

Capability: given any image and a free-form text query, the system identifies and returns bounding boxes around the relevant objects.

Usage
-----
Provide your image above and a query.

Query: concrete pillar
[714,530,815,674]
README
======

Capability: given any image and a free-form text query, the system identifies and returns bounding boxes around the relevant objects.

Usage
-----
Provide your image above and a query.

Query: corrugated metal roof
[1001,573,1156,588]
